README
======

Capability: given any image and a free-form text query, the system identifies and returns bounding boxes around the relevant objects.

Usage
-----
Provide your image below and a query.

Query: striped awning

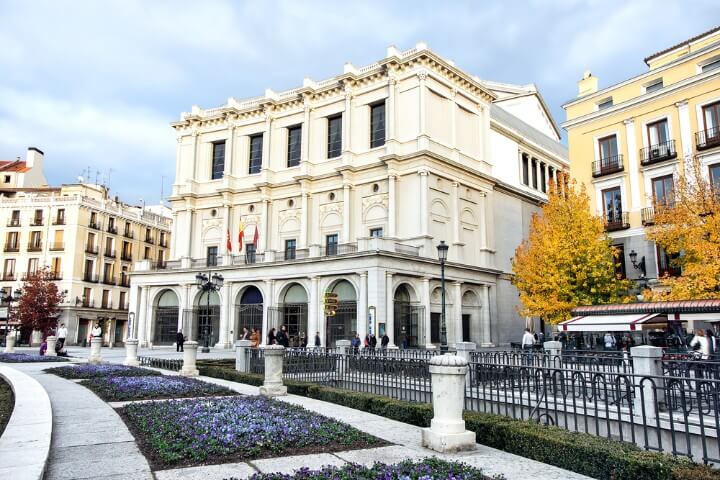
[559,313,664,332]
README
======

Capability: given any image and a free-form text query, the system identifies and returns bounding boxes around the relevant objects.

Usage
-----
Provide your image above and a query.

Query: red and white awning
[559,313,664,332]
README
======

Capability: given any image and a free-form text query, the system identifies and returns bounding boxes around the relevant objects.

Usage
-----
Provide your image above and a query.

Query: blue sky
[0,0,718,204]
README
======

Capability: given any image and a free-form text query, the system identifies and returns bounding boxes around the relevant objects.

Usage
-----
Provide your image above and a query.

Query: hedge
[198,365,720,480]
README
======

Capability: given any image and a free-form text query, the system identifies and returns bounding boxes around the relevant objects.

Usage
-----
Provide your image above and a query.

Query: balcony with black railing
[104,249,116,258]
[107,225,118,234]
[123,230,134,239]
[102,276,116,286]
[159,239,168,247]
[88,221,101,230]
[641,206,655,225]
[52,217,65,225]
[30,217,44,226]
[592,154,624,178]
[121,253,133,262]
[321,243,358,256]
[145,236,155,244]
[640,139,676,166]
[83,273,99,283]
[6,219,20,227]
[603,211,630,231]
[3,243,19,252]
[27,242,42,252]
[120,276,131,287]
[85,244,99,255]
[696,126,720,150]
[49,242,64,251]
[49,271,63,280]
[1,272,16,281]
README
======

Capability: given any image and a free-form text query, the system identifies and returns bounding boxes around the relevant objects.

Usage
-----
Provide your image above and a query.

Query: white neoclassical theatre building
[129,43,568,349]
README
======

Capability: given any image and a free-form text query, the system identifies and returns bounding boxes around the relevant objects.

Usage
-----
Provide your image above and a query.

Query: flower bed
[45,364,160,379]
[0,377,13,436]
[241,458,503,480]
[0,353,68,363]
[120,395,386,469]
[82,375,236,401]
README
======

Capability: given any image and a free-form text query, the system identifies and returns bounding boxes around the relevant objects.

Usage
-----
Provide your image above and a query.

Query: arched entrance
[394,284,421,348]
[195,290,220,345]
[153,290,179,345]
[278,283,307,347]
[325,280,357,348]
[236,286,263,339]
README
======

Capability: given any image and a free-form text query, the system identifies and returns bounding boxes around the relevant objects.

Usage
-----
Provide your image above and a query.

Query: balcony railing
[104,249,116,258]
[6,219,20,227]
[30,218,44,226]
[603,211,630,231]
[80,300,94,308]
[159,239,168,247]
[1,273,16,281]
[27,243,42,252]
[3,244,19,252]
[321,243,358,256]
[696,126,720,150]
[49,242,65,251]
[52,217,65,225]
[89,221,102,230]
[592,154,624,177]
[123,230,134,239]
[121,253,133,262]
[120,276,131,287]
[641,206,655,225]
[49,271,62,280]
[640,140,676,166]
[85,244,99,255]
[232,253,265,265]
[107,225,118,234]
[102,276,116,286]
[83,273,99,283]
[145,236,155,244]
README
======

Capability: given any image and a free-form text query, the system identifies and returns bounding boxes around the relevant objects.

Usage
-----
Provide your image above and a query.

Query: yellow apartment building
[563,26,720,285]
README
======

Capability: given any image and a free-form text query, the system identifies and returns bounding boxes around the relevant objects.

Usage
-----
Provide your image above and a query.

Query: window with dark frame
[701,58,720,73]
[521,154,529,185]
[326,233,338,256]
[287,126,302,167]
[531,158,538,189]
[327,114,342,158]
[284,239,297,260]
[647,119,669,149]
[211,141,226,180]
[602,187,623,223]
[597,97,613,110]
[657,244,681,277]
[370,102,386,148]
[652,175,674,207]
[645,79,663,93]
[710,164,720,192]
[598,135,619,160]
[540,162,547,193]
[370,227,383,238]
[245,243,256,264]
[702,101,720,135]
[206,246,218,267]
[248,134,263,174]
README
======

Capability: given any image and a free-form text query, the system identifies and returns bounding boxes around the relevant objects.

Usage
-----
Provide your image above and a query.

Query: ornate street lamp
[196,272,223,353]
[436,241,449,352]
[629,250,647,277]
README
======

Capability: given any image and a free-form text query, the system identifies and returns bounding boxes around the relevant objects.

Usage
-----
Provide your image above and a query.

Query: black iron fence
[138,356,182,371]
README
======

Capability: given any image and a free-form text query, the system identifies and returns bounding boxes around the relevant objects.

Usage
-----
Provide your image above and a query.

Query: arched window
[154,290,179,345]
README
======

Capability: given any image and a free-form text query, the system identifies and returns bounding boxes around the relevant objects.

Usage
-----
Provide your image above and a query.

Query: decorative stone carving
[417,70,429,81]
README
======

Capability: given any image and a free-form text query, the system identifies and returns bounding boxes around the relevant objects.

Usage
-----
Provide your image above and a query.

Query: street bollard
[235,339,253,372]
[630,345,664,420]
[336,339,352,377]
[544,340,562,367]
[421,354,476,453]
[88,337,104,364]
[45,336,58,357]
[179,341,199,377]
[124,338,140,366]
[4,331,15,353]
[259,345,287,397]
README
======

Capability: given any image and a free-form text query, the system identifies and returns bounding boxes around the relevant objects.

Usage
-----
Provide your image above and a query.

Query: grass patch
[0,377,13,436]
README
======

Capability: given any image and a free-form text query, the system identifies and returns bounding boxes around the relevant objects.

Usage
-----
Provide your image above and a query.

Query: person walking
[268,328,277,345]
[314,331,321,349]
[521,328,535,363]
[56,323,68,351]
[690,329,710,360]
[351,334,361,354]
[381,333,389,350]
[299,332,307,348]
[176,330,185,352]
[250,328,260,348]
[603,332,616,351]
[276,325,289,347]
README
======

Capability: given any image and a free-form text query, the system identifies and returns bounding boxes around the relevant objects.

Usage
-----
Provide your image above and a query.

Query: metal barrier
[137,356,183,371]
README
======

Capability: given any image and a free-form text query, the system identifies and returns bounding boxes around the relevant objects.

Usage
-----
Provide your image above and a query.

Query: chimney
[26,147,44,168]
[578,71,598,97]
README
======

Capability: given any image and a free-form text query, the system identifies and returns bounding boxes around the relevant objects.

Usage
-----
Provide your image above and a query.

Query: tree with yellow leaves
[644,155,720,300]
[512,179,631,324]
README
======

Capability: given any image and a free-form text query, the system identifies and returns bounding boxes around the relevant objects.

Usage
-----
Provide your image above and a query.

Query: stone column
[45,336,57,357]
[221,203,231,259]
[455,341,476,386]
[630,345,664,420]
[216,283,232,348]
[180,341,199,377]
[357,272,368,338]
[450,89,458,149]
[225,125,234,177]
[261,279,274,345]
[385,271,396,347]
[260,198,269,252]
[418,70,427,136]
[4,332,16,353]
[137,287,149,347]
[422,355,476,453]
[124,338,140,366]
[88,337,103,364]
[259,345,287,397]
[262,112,272,168]
[342,182,351,242]
[235,339,252,372]
[300,189,308,248]
[309,276,319,345]
[343,88,352,153]
[388,174,397,237]
[422,277,434,349]
[676,100,693,160]
[419,170,429,237]
[480,285,493,347]
[453,281,463,345]
[301,99,310,164]
[452,182,460,246]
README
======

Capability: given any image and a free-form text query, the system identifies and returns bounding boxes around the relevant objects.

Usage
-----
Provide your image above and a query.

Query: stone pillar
[260,198,269,252]
[88,337,103,364]
[676,100,693,160]
[357,272,368,338]
[336,339,351,376]
[259,345,287,397]
[385,271,396,348]
[138,287,149,347]
[453,281,463,346]
[422,277,434,349]
[388,174,397,237]
[451,182,460,246]
[342,183,351,242]
[343,88,352,153]
[180,341,199,377]
[422,355,476,453]
[45,336,58,357]
[261,279,274,345]
[630,345,664,420]
[235,339,253,372]
[418,70,427,136]
[4,332,16,353]
[308,276,319,345]
[300,188,309,248]
[216,283,231,348]
[225,125,234,176]
[301,99,310,164]
[262,113,272,168]
[480,285,493,347]
[544,340,562,358]
[124,338,140,366]
[419,170,429,237]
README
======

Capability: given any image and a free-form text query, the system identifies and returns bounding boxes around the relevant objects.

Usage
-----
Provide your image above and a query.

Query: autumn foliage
[512,180,631,324]
[644,156,720,300]
[16,267,65,337]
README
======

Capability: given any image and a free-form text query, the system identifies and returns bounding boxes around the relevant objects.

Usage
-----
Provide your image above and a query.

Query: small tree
[645,155,720,300]
[16,267,65,337]
[512,179,632,324]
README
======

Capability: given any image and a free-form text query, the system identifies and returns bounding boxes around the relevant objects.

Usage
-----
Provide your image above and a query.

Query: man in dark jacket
[381,333,390,349]
[176,330,185,352]
[314,331,321,348]
[276,325,289,347]
[369,333,377,350]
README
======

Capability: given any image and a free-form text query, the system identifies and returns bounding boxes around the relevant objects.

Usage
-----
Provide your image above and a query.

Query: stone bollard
[235,339,253,372]
[4,331,16,353]
[455,342,476,386]
[422,354,476,453]
[544,340,562,366]
[630,345,664,419]
[88,337,104,364]
[259,345,287,397]
[179,341,199,377]
[45,336,58,357]
[30,330,43,347]
[336,339,352,377]
[124,339,140,366]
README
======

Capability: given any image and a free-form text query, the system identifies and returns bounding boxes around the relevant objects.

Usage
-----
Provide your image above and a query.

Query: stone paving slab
[250,452,347,474]
[155,463,258,480]
[333,445,427,465]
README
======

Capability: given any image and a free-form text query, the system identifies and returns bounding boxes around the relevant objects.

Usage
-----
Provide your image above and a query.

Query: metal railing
[52,218,65,225]
[603,211,630,231]
[27,242,42,252]
[641,206,655,225]
[107,225,118,234]
[30,218,43,226]
[3,244,19,252]
[696,126,720,150]
[592,154,624,177]
[640,140,676,165]
[85,244,99,254]
[6,219,20,227]
[104,249,116,258]
[321,243,358,256]
[123,230,134,239]
[138,356,182,371]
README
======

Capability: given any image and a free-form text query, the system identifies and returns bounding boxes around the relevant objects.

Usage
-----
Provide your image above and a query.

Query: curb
[0,366,53,480]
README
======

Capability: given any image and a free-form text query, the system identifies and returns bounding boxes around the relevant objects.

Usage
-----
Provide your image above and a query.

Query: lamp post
[628,250,646,278]
[195,271,223,353]
[436,241,449,352]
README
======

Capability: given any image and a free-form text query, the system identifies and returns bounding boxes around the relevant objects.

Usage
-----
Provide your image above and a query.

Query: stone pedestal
[630,345,663,419]
[259,345,287,397]
[124,338,140,366]
[30,330,43,347]
[543,340,562,358]
[4,333,16,353]
[88,337,103,364]
[179,341,199,377]
[235,339,253,372]
[454,342,476,386]
[422,354,476,453]
[45,336,58,357]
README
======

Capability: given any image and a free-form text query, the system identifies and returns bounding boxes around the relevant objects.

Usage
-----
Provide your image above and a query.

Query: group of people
[38,323,70,356]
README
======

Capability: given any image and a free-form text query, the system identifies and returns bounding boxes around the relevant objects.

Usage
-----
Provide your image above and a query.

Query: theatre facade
[129,43,568,349]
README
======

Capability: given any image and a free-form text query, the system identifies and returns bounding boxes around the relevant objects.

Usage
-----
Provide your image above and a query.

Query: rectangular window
[103,263,113,283]
[702,101,720,135]
[248,134,263,174]
[245,243,256,264]
[206,246,218,267]
[645,79,663,93]
[3,259,15,279]
[326,234,339,256]
[597,97,613,110]
[540,162,547,193]
[101,290,110,309]
[287,126,302,167]
[521,155,529,186]
[144,246,151,259]
[548,166,555,185]
[602,187,623,223]
[284,239,297,260]
[10,210,19,225]
[430,312,440,343]
[701,58,720,73]
[652,175,674,207]
[657,245,681,277]
[29,231,41,249]
[51,257,61,276]
[598,135,619,160]
[613,244,626,279]
[82,287,92,306]
[647,119,669,147]
[55,208,65,225]
[710,164,720,192]
[531,158,538,189]
[6,232,18,248]
[211,141,225,180]
[370,227,383,238]
[370,102,386,148]
[33,209,43,225]
[327,114,342,158]
[119,292,127,309]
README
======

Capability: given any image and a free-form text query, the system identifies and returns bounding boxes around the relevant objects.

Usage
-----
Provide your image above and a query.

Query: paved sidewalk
[9,363,153,480]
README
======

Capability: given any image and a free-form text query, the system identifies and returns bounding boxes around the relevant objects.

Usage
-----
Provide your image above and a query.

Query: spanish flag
[238,219,245,252]
[226,229,232,253]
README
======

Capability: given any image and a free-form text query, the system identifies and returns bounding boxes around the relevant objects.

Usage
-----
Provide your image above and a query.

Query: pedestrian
[39,339,47,356]
[268,328,277,345]
[381,333,389,350]
[240,327,250,341]
[314,331,321,349]
[690,329,710,360]
[176,330,185,352]
[276,325,289,347]
[521,328,535,363]
[603,332,616,351]
[369,333,377,351]
[299,332,308,348]
[351,334,361,354]
[706,329,717,360]
[250,328,260,348]
[56,323,68,351]
[364,334,370,349]
[90,322,102,345]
